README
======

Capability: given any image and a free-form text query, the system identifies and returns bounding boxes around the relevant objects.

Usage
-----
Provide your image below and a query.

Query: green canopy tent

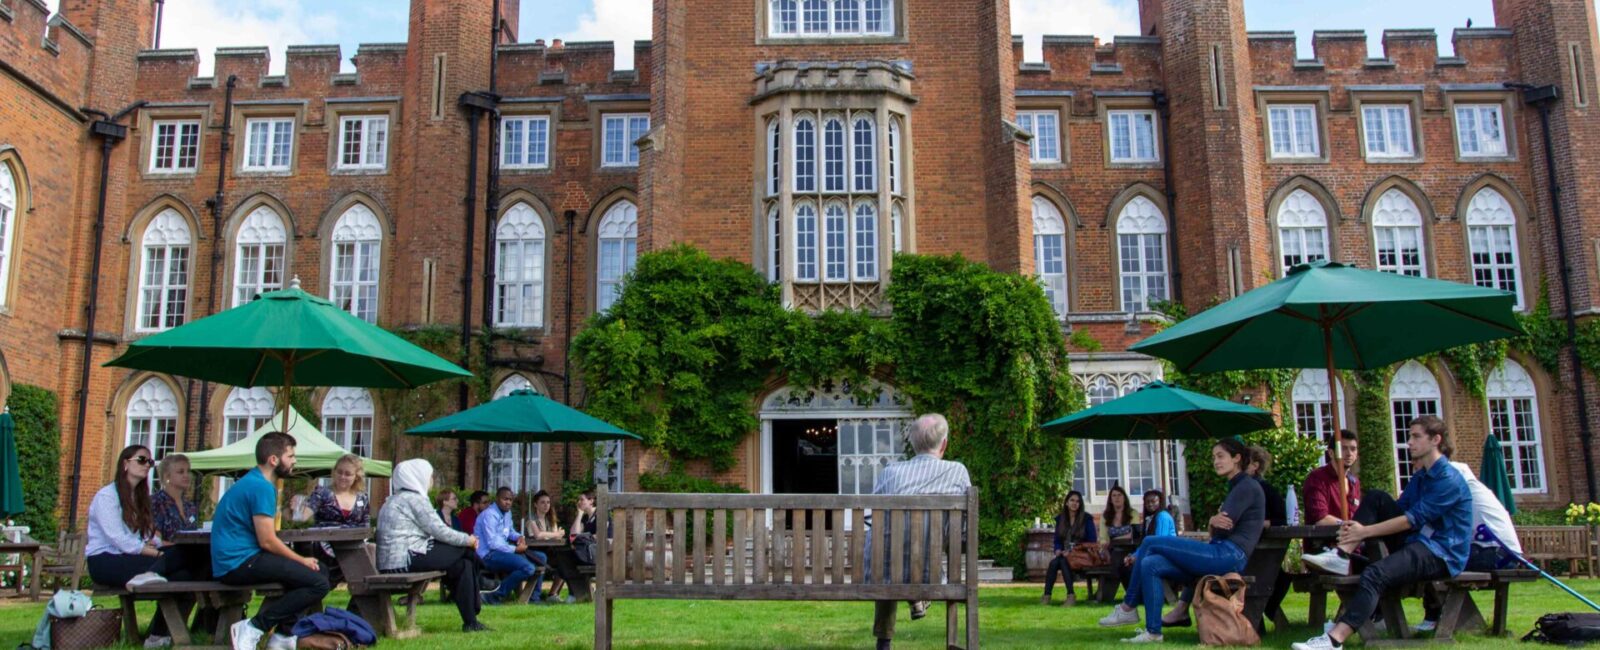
[1129,260,1523,519]
[184,407,392,479]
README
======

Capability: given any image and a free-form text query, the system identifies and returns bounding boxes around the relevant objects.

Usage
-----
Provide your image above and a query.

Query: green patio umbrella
[1479,434,1519,515]
[0,412,24,517]
[406,389,639,443]
[105,279,472,435]
[1042,381,1277,440]
[1129,260,1523,518]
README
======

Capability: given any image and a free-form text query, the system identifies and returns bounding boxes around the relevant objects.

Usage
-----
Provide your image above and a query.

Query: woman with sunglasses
[87,445,201,648]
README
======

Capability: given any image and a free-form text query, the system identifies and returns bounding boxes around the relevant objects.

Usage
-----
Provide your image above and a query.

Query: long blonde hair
[332,454,366,493]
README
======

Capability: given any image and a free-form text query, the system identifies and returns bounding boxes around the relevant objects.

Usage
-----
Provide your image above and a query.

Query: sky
[37,0,1547,75]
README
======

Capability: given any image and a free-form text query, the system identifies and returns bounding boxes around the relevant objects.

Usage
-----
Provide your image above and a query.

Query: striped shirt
[871,453,972,497]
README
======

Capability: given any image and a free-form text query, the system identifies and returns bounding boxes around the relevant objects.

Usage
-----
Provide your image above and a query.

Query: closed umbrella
[0,412,23,517]
[1479,434,1519,515]
[1130,260,1523,518]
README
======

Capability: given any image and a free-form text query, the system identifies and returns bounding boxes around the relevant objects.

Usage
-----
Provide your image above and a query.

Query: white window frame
[1291,368,1346,442]
[231,206,287,307]
[852,201,879,281]
[1455,103,1508,158]
[1107,110,1160,164]
[794,115,818,193]
[1032,196,1069,318]
[1070,372,1183,504]
[322,387,375,458]
[852,114,877,193]
[767,119,782,197]
[500,115,551,170]
[136,210,192,333]
[1371,189,1427,277]
[601,113,649,167]
[329,205,382,323]
[125,378,179,491]
[336,115,388,171]
[149,120,202,174]
[767,205,782,282]
[494,203,547,328]
[822,201,849,282]
[822,116,847,192]
[887,118,902,195]
[1388,361,1441,490]
[242,117,295,172]
[770,0,894,38]
[596,201,638,312]
[1018,110,1062,163]
[1276,189,1330,275]
[222,386,274,445]
[1267,104,1320,159]
[1360,105,1416,159]
[0,163,15,307]
[794,202,819,282]
[488,376,542,494]
[1115,196,1169,313]
[1465,187,1523,310]
[1486,360,1546,494]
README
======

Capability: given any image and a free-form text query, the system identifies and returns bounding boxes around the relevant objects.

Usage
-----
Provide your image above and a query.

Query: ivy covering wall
[9,384,60,542]
[572,246,1083,570]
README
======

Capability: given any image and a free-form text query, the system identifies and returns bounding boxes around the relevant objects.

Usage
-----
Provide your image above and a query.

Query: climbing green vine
[572,245,1082,571]
[375,326,491,479]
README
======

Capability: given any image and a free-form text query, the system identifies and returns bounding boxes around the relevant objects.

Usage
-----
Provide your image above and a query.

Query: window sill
[1265,155,1328,165]
[238,169,296,177]
[1361,156,1423,164]
[144,171,201,180]
[330,167,390,176]
[598,164,640,171]
[1030,162,1069,170]
[500,166,553,175]
[1106,161,1162,170]
[1457,154,1516,164]
[756,35,908,46]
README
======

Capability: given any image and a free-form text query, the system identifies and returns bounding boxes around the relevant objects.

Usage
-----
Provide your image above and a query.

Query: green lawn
[4,580,1595,648]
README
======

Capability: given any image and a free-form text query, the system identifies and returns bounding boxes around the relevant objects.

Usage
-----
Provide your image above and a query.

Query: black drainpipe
[152,0,166,49]
[194,75,237,452]
[562,209,577,483]
[457,101,483,484]
[1152,90,1182,304]
[67,100,146,528]
[478,0,506,486]
[1516,82,1598,500]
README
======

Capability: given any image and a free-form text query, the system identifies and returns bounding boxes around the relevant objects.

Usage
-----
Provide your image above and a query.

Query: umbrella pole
[274,357,295,530]
[1323,323,1351,522]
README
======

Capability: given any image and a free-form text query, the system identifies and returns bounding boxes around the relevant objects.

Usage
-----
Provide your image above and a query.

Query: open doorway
[769,418,838,495]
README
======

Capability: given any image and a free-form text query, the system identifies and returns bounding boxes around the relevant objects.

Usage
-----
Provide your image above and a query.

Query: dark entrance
[769,418,838,529]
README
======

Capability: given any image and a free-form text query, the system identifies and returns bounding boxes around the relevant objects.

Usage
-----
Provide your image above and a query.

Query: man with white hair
[869,413,972,650]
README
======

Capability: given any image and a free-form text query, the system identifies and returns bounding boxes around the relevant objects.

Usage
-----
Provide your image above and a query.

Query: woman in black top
[1099,438,1265,643]
[1101,486,1137,601]
[1041,490,1096,606]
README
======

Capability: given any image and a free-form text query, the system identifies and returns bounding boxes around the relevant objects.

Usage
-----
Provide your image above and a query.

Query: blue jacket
[474,504,521,558]
[1398,456,1474,576]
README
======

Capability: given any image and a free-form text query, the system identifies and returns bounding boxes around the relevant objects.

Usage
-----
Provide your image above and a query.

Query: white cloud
[558,0,652,71]
[1011,0,1142,62]
[152,0,343,75]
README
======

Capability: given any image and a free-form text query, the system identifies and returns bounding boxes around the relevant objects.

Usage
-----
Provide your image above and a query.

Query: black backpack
[1524,613,1600,644]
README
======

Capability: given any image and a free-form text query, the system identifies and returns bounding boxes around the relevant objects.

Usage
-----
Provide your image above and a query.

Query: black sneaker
[463,622,491,633]
[876,639,892,650]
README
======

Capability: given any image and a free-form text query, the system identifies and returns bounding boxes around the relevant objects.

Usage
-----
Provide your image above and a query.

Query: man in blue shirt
[474,486,538,605]
[1293,416,1473,650]
[218,432,331,650]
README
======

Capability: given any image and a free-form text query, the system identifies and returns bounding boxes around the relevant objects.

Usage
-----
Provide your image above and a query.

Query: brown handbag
[49,610,123,649]
[297,632,359,650]
[1066,542,1109,570]
[1194,573,1260,646]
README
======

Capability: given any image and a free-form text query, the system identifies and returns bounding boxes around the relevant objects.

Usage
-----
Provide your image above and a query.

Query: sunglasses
[130,456,153,467]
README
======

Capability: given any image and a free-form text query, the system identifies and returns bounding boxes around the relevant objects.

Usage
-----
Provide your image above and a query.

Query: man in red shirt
[1303,430,1361,525]
[457,490,491,536]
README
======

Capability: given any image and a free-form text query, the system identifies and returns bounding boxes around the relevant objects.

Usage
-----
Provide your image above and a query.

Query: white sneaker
[1301,548,1351,576]
[1291,634,1343,650]
[230,619,265,650]
[266,633,298,650]
[143,635,172,649]
[1099,605,1141,627]
[125,572,168,590]
[1122,629,1164,643]
[1414,619,1437,633]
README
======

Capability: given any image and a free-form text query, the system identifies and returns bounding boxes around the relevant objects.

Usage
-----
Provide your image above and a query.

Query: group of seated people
[1079,416,1521,647]
[83,432,601,650]
[1040,485,1176,607]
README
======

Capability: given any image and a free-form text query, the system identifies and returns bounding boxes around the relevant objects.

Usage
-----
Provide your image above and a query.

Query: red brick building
[2,0,1597,526]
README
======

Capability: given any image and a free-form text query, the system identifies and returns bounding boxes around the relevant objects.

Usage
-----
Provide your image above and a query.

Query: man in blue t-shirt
[217,432,330,650]
[1293,416,1473,650]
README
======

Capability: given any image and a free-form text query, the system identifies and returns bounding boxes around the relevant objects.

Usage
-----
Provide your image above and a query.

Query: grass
[5,579,1597,648]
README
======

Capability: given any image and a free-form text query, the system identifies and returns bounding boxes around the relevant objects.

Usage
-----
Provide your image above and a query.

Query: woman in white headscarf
[374,459,488,632]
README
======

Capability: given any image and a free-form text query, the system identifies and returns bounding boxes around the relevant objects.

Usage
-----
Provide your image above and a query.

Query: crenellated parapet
[1247,28,1515,83]
[1013,34,1163,83]
[0,0,96,109]
[495,39,653,91]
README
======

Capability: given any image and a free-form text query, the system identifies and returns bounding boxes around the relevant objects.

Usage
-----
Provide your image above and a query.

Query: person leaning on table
[866,413,972,650]
[215,432,331,650]
[376,459,488,633]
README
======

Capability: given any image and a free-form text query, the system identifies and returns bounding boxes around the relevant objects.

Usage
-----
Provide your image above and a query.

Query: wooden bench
[1296,560,1538,643]
[364,571,445,638]
[97,581,283,650]
[1517,526,1593,578]
[593,486,981,650]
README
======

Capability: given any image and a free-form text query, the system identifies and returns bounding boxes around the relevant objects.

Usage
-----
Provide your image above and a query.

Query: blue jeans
[482,550,537,600]
[1123,536,1246,634]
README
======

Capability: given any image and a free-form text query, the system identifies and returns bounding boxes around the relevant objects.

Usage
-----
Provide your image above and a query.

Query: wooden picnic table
[0,541,42,600]
[1247,525,1340,633]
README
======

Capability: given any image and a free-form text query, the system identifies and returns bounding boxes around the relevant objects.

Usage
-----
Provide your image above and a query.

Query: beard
[272,464,295,480]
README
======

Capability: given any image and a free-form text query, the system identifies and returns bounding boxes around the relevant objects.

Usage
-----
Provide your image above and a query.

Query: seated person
[376,460,487,633]
[306,454,370,586]
[458,490,490,535]
[151,454,200,543]
[436,489,462,530]
[1100,438,1265,644]
[1118,490,1177,598]
[547,490,599,603]
[1303,430,1362,527]
[1098,486,1138,602]
[1041,490,1097,606]
[1293,416,1474,650]
[217,432,331,650]
[474,487,539,605]
[86,446,202,649]
[1248,446,1293,627]
[525,490,565,599]
[1415,460,1521,633]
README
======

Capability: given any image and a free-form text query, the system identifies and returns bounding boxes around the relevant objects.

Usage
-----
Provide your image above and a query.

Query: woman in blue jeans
[1098,437,1266,643]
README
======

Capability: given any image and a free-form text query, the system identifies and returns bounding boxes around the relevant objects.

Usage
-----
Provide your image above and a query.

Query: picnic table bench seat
[1294,564,1539,643]
[363,571,445,638]
[593,486,981,649]
[95,581,284,650]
